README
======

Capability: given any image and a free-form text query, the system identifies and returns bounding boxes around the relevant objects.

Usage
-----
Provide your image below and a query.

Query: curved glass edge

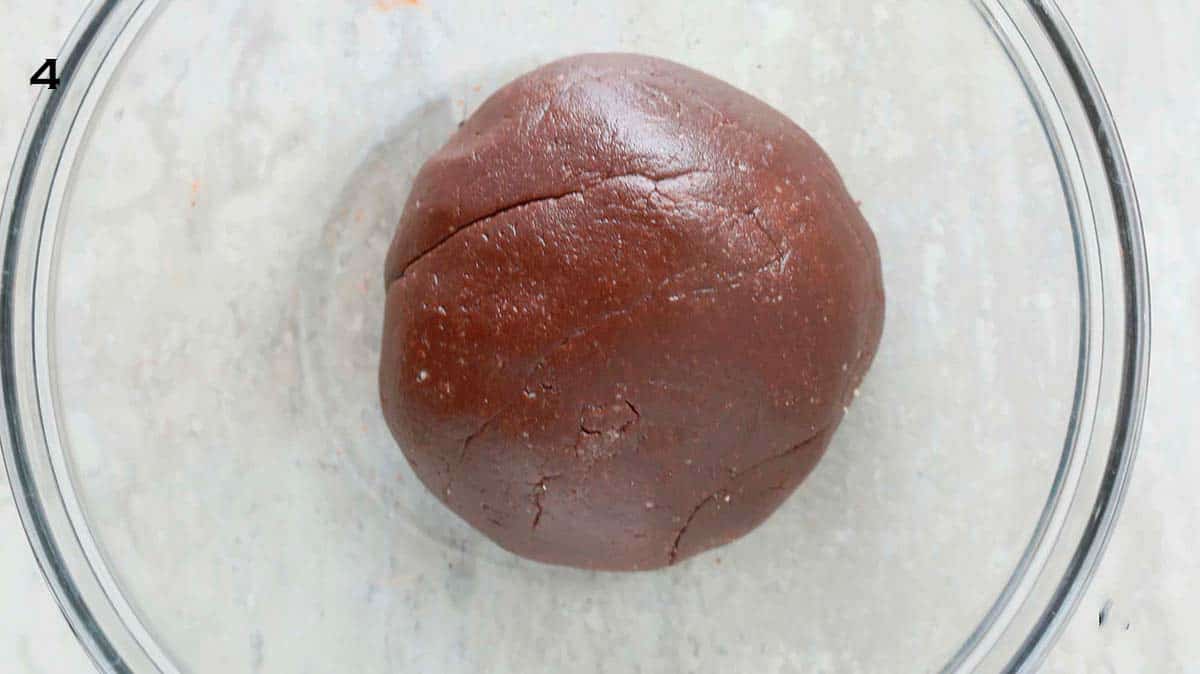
[1,1,156,673]
[945,0,1101,669]
[942,1,1150,671]
[0,1,1149,674]
[34,1,177,672]
[1003,1,1150,671]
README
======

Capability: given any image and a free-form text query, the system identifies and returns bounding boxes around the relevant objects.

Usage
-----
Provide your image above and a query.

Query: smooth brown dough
[379,53,884,571]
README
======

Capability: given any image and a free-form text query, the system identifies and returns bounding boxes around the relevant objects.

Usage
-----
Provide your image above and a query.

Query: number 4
[30,59,60,90]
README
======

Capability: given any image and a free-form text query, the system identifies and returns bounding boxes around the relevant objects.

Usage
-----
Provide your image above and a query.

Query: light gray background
[0,1,1194,672]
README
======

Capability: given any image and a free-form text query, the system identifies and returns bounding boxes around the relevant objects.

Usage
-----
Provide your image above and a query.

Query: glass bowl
[1,1,1149,673]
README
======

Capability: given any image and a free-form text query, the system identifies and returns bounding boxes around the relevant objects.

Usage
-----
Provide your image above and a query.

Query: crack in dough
[668,426,830,564]
[389,169,710,285]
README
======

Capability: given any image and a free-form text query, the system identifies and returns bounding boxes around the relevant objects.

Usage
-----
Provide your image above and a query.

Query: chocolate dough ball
[380,53,883,571]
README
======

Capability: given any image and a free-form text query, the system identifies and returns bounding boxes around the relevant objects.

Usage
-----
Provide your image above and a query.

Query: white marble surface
[0,1,1195,673]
